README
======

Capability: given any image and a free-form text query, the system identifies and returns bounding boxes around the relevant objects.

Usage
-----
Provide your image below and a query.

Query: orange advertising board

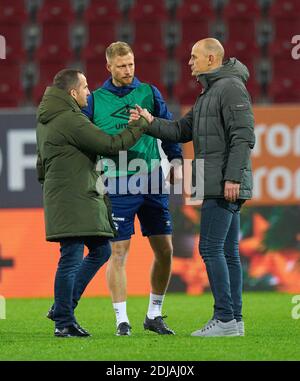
[182,105,300,205]
[0,209,154,298]
[250,106,300,205]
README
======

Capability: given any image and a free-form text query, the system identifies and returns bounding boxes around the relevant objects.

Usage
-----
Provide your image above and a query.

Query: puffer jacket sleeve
[65,111,146,156]
[146,107,194,143]
[221,82,256,183]
[150,84,183,161]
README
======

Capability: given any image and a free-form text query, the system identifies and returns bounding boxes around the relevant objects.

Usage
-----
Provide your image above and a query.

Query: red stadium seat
[173,61,202,105]
[0,63,23,107]
[0,0,27,25]
[227,19,257,43]
[174,21,210,60]
[0,24,25,62]
[82,43,107,63]
[269,0,300,48]
[83,24,116,66]
[132,40,166,60]
[223,40,260,62]
[223,0,261,19]
[84,61,110,91]
[181,21,210,44]
[32,83,49,105]
[268,38,294,58]
[269,57,300,102]
[246,78,261,103]
[173,44,193,62]
[269,0,300,18]
[86,24,116,51]
[38,62,73,85]
[222,0,260,51]
[268,78,300,103]
[37,25,73,64]
[132,22,166,59]
[37,0,75,25]
[272,58,299,82]
[84,0,121,23]
[272,18,300,41]
[36,42,74,63]
[135,59,167,97]
[176,0,215,21]
[39,24,70,48]
[128,0,168,22]
[32,62,68,104]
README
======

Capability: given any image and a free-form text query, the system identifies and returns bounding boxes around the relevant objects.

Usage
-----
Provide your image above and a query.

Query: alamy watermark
[0,35,6,59]
[95,153,204,205]
[291,295,300,319]
[291,35,300,60]
[0,295,6,319]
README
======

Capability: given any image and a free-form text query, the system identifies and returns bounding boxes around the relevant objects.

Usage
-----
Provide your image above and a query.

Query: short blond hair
[105,41,134,63]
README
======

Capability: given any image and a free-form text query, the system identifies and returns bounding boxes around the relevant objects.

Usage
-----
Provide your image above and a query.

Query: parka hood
[36,86,81,124]
[197,57,250,89]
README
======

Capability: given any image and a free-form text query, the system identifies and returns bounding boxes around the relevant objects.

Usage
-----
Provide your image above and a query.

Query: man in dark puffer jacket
[130,38,256,337]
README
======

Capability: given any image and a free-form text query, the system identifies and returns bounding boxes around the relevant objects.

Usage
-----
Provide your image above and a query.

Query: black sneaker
[54,323,91,338]
[116,322,131,336]
[74,322,90,336]
[144,315,175,335]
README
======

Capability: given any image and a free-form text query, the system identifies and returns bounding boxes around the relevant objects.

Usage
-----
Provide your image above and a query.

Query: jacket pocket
[229,103,250,121]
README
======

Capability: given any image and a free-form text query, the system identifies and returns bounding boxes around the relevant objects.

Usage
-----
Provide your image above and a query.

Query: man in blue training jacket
[82,41,183,336]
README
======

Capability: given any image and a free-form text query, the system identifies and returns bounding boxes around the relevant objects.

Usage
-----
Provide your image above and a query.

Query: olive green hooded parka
[36,86,145,241]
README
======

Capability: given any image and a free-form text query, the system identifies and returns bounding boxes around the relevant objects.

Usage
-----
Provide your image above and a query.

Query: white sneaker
[237,321,245,336]
[191,319,239,337]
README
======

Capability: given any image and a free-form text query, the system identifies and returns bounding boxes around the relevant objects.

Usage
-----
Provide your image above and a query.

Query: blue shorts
[107,167,172,241]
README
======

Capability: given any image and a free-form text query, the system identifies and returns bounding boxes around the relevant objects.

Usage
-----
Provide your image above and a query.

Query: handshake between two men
[128,104,241,204]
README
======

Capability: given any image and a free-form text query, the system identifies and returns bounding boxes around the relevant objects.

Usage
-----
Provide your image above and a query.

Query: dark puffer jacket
[146,58,256,199]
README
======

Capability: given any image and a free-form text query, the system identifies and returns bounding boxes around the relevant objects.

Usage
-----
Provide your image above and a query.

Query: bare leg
[148,235,173,295]
[106,239,131,302]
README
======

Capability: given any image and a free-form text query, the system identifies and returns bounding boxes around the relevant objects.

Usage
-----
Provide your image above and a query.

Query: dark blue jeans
[53,236,111,329]
[199,198,243,322]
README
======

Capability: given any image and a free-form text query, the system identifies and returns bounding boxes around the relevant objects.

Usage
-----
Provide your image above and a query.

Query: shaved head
[196,38,224,61]
[189,38,225,76]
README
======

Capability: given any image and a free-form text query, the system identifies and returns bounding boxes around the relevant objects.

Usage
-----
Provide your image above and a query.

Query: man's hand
[224,180,240,202]
[129,104,154,125]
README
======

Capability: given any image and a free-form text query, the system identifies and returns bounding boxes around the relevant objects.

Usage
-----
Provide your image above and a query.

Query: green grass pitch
[0,292,299,361]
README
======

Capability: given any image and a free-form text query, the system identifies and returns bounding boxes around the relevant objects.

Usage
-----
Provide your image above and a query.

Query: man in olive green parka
[36,69,146,337]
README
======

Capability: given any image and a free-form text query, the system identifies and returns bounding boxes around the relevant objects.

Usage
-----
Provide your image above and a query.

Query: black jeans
[53,236,111,329]
[199,198,243,322]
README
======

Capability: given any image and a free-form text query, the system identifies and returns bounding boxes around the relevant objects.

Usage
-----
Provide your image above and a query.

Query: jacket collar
[196,58,250,89]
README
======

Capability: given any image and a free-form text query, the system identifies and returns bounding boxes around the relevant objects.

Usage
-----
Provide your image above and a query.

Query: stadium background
[0,0,299,298]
